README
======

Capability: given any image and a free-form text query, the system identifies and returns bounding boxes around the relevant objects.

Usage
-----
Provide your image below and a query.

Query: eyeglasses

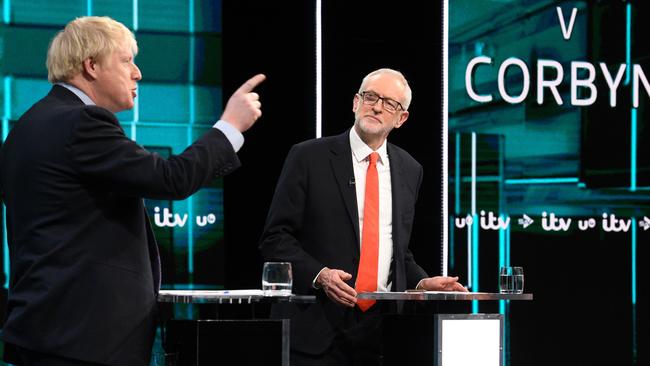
[358,91,404,113]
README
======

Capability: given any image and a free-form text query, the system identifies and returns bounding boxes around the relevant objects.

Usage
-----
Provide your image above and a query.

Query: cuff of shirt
[415,279,426,290]
[213,120,244,152]
[312,267,328,289]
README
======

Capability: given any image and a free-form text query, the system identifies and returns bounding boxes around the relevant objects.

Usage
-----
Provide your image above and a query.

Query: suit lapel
[388,144,406,249]
[329,131,360,250]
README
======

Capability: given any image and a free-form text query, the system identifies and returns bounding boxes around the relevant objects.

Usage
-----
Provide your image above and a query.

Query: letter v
[556,7,578,40]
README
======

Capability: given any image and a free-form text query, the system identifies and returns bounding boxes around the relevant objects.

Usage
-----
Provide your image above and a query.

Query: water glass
[262,262,292,296]
[513,266,524,294]
[499,266,524,294]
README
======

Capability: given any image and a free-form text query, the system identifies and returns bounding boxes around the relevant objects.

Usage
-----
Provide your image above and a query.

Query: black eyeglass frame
[358,91,404,113]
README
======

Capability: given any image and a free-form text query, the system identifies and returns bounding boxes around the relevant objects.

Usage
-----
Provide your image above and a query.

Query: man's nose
[133,64,142,81]
[371,100,383,113]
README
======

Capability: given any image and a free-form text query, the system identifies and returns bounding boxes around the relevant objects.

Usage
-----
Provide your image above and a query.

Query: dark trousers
[291,304,384,366]
[5,345,104,366]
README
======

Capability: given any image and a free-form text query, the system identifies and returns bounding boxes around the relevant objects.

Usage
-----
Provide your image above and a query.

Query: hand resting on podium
[315,268,468,307]
[415,276,468,292]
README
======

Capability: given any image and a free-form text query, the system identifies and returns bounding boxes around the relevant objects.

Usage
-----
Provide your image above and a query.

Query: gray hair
[358,68,412,110]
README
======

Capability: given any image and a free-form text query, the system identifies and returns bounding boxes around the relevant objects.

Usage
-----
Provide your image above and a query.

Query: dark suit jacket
[259,130,428,355]
[0,86,240,365]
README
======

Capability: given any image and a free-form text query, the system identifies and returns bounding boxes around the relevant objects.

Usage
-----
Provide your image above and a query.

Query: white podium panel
[436,314,503,366]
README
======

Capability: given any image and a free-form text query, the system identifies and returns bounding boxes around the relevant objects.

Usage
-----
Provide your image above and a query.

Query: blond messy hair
[47,16,138,83]
[359,68,412,110]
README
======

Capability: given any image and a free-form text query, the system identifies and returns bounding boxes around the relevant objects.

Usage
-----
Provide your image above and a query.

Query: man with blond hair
[0,16,264,365]
[260,68,465,365]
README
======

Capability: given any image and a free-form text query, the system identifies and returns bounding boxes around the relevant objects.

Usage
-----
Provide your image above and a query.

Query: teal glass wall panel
[120,121,134,139]
[138,83,190,123]
[135,123,189,152]
[194,34,222,86]
[115,108,135,123]
[91,0,134,27]
[138,0,189,32]
[11,78,51,119]
[194,86,221,123]
[11,0,85,25]
[1,27,55,78]
[136,33,190,83]
[195,0,221,33]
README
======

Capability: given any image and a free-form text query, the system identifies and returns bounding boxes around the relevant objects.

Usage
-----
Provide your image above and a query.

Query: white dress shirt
[349,128,393,292]
[56,82,244,152]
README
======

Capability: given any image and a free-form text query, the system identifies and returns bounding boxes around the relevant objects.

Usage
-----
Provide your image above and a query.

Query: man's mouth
[365,116,381,124]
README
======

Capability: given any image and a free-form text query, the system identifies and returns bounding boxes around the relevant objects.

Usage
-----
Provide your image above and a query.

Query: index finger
[236,73,266,94]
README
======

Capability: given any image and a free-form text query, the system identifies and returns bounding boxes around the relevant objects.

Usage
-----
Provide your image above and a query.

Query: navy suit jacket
[0,86,240,365]
[259,130,428,355]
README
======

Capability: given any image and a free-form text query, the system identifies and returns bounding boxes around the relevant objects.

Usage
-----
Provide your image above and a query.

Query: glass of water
[499,266,524,294]
[513,266,524,294]
[262,262,292,296]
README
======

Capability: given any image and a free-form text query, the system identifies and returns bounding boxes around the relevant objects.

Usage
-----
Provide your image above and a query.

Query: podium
[158,290,530,365]
[157,290,315,366]
[357,291,533,366]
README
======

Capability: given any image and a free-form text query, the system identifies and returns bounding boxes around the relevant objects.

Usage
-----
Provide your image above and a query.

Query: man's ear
[82,58,98,80]
[394,110,409,129]
[352,93,360,112]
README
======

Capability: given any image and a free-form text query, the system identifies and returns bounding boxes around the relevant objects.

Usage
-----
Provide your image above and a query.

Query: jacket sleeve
[259,144,325,294]
[403,163,429,288]
[67,106,240,200]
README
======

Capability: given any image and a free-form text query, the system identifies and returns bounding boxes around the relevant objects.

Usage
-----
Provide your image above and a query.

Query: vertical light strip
[133,0,138,31]
[500,219,511,365]
[631,108,637,191]
[2,77,10,140]
[442,0,449,277]
[467,220,472,288]
[3,76,12,289]
[471,132,478,313]
[86,0,92,15]
[625,3,631,85]
[451,132,460,272]
[631,218,637,363]
[627,5,638,361]
[315,0,322,138]
[631,218,636,305]
[506,222,511,267]
[471,216,479,313]
[455,133,460,214]
[449,215,454,269]
[499,220,505,311]
[471,133,476,221]
[628,2,636,192]
[499,223,510,365]
[187,0,196,276]
[3,0,10,24]
[189,0,196,125]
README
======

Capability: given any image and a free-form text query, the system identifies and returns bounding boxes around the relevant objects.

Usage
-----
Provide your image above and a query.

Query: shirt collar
[349,127,388,165]
[56,82,96,106]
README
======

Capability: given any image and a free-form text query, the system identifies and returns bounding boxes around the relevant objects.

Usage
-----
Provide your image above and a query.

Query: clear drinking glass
[262,262,292,296]
[499,266,514,294]
[513,266,524,294]
[500,266,524,294]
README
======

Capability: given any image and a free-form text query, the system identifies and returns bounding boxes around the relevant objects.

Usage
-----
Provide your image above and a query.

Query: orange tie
[356,152,379,311]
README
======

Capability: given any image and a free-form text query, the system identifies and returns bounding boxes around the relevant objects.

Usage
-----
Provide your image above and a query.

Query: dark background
[223,0,444,293]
